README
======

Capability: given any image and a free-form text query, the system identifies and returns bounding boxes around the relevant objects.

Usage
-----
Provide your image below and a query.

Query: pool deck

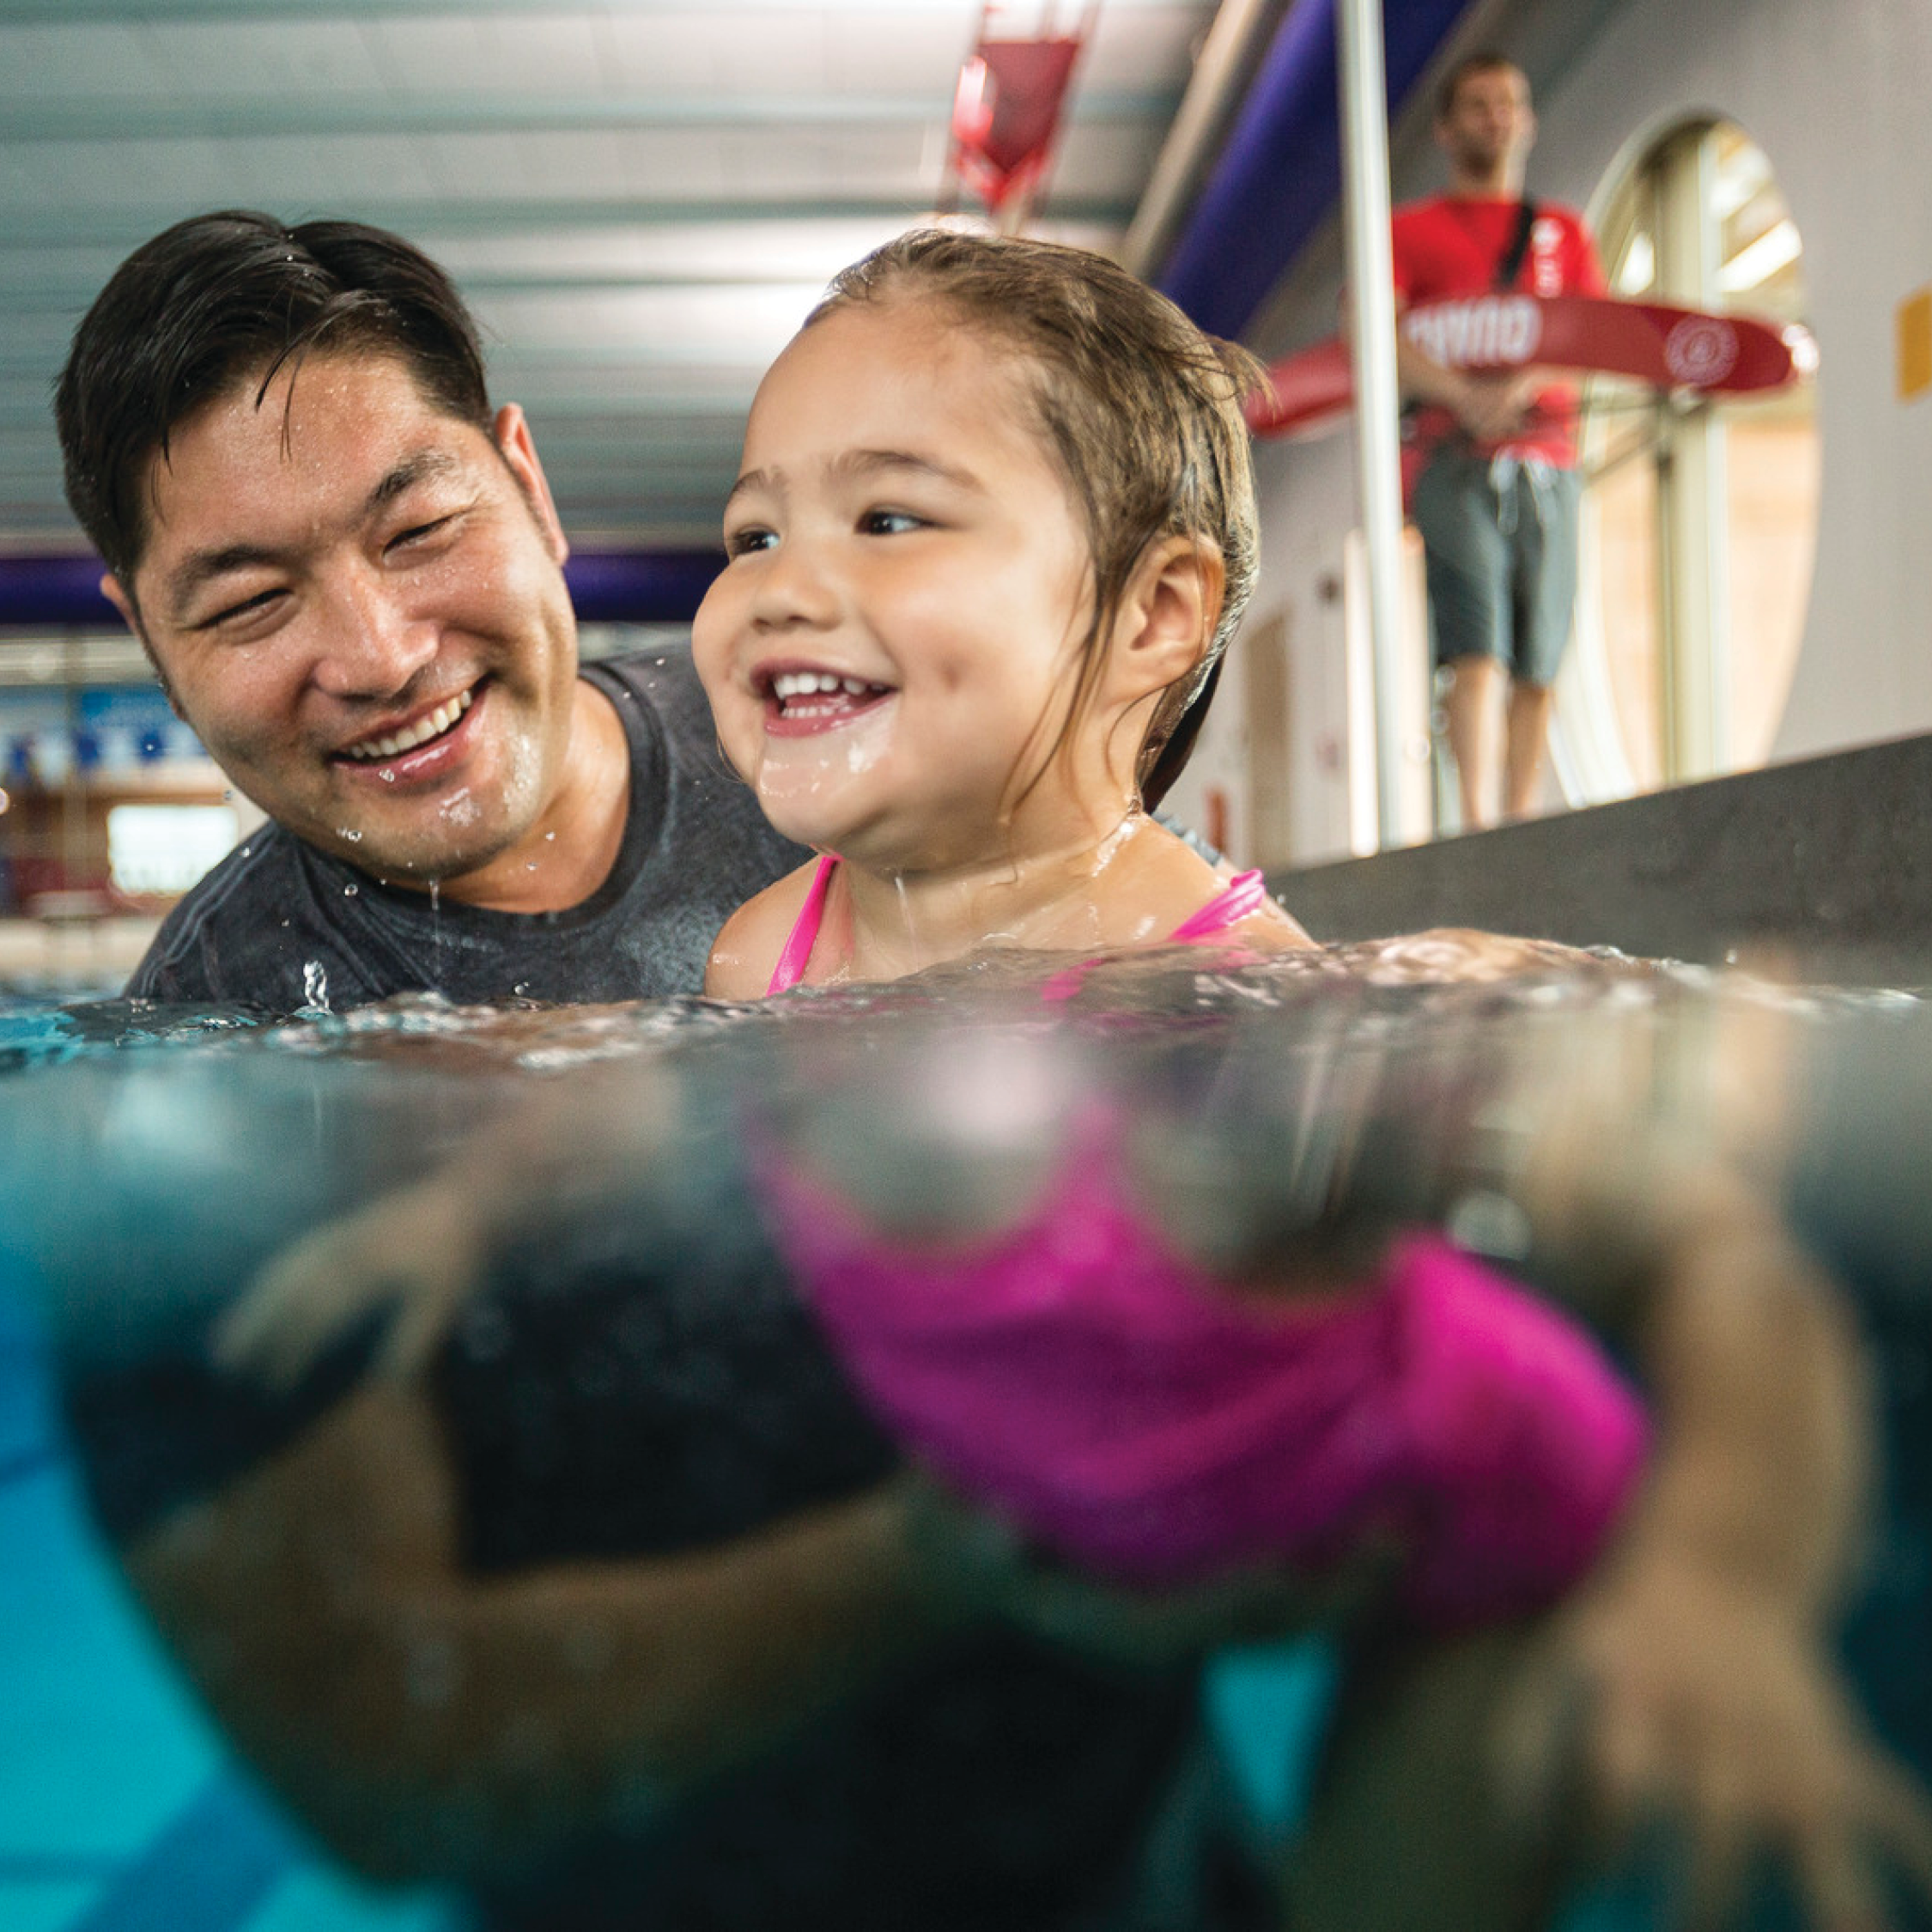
[0,917,159,996]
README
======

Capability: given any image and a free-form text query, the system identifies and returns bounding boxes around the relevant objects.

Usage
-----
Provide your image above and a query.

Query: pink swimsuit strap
[765,858,1270,996]
[1167,868,1268,942]
[766,853,842,996]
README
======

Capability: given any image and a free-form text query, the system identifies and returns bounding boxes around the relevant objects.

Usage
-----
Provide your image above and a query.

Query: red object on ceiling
[947,3,1097,225]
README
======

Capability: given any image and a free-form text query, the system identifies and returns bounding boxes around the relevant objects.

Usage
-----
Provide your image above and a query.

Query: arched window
[1553,119,1820,802]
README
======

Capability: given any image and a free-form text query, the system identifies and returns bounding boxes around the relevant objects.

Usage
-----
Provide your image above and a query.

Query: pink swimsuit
[766,855,1272,996]
[754,858,1648,1624]
[754,1115,1646,1628]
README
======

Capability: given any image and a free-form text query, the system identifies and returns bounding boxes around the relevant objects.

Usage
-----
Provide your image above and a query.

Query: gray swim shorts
[1408,448,1583,688]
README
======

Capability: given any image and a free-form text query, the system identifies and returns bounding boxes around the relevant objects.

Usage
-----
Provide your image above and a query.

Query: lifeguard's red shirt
[1391,194,1607,467]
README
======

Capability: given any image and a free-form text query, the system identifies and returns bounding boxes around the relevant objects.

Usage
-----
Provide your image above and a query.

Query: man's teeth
[769,671,884,706]
[344,690,473,762]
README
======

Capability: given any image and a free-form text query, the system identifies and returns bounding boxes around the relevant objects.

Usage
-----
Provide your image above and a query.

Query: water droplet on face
[545,831,556,842]
[380,769,396,784]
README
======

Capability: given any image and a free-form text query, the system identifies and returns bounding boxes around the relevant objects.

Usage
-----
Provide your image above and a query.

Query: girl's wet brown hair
[805,229,1262,812]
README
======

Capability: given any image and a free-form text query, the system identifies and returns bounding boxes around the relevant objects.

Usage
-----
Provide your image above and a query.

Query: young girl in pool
[695,228,1309,998]
[692,230,1648,1627]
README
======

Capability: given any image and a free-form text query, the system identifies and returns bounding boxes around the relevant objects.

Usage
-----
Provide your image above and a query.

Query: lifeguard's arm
[1376,212,1546,442]
[124,1381,1002,1886]
[1391,304,1544,444]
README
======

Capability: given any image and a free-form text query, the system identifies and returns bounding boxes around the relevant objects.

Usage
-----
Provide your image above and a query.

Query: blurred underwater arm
[1503,1154,1932,1924]
[122,1376,1000,1886]
[1289,1136,1932,1931]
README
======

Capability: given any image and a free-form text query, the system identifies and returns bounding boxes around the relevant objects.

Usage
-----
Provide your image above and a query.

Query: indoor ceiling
[0,0,1224,558]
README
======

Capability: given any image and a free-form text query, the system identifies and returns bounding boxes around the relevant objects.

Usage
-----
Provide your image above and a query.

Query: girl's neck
[828,811,1166,983]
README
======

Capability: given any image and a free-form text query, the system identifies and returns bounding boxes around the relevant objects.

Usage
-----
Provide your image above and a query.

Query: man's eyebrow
[366,448,461,513]
[162,544,287,622]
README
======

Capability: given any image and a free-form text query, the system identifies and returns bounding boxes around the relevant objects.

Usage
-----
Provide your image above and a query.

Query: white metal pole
[1334,0,1408,843]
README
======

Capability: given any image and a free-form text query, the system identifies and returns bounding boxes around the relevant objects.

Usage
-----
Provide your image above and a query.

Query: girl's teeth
[770,671,883,704]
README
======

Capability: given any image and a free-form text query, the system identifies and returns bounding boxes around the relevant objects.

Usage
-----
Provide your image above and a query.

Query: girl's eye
[861,508,926,537]
[726,526,777,558]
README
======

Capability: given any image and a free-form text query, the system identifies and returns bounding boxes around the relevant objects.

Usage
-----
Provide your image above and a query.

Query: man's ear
[494,404,570,568]
[100,573,185,720]
[100,571,137,635]
[1103,536,1226,710]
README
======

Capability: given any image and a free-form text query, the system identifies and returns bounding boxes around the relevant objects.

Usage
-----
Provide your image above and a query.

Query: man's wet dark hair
[1435,50,1525,121]
[56,210,492,587]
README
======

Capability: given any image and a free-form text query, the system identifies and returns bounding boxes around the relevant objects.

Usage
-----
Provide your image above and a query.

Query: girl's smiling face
[693,298,1113,872]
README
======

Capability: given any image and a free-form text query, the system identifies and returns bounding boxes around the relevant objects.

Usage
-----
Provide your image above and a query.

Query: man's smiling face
[108,349,581,889]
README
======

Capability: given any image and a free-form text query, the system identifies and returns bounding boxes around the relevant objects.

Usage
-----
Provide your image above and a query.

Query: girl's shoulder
[1218,887,1315,952]
[1133,823,1313,954]
[704,856,830,999]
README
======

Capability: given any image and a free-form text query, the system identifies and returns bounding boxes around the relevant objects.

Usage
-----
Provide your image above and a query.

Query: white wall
[1187,0,1932,868]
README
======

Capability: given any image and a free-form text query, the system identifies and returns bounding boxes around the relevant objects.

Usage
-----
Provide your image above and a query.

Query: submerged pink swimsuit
[755,855,1647,1622]
[765,854,1273,996]
[756,1110,1648,1629]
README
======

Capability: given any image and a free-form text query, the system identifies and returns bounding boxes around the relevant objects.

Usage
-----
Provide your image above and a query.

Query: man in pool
[56,213,1932,1932]
[58,210,805,1012]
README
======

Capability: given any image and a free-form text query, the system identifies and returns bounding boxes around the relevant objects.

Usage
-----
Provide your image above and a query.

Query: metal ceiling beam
[0,349,775,380]
[0,269,928,307]
[0,198,1141,246]
[0,0,1193,17]
[5,88,1174,142]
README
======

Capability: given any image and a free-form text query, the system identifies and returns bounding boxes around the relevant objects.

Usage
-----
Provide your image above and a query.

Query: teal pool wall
[0,1258,453,1932]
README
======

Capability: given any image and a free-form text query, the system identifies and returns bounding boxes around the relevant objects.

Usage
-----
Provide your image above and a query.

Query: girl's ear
[1103,535,1227,708]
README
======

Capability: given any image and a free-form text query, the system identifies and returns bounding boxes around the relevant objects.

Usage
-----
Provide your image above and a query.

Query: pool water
[0,1250,1356,1932]
[0,1268,454,1932]
[2,966,1929,1931]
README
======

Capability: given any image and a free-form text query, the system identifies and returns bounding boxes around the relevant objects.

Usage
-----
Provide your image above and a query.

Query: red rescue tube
[1246,292,1803,439]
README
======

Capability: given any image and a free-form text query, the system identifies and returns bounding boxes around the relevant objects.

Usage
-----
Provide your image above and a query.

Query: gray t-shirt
[125,647,807,1010]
